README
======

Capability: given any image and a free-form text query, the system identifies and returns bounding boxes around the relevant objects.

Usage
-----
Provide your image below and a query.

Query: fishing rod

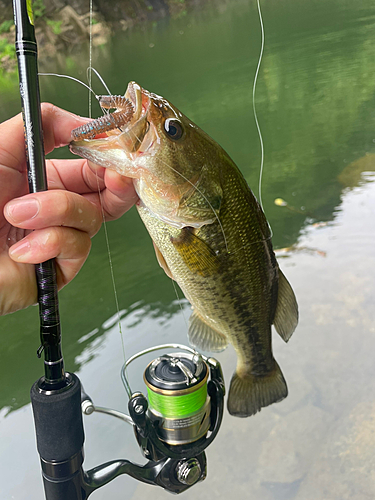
[12,1,225,498]
[13,0,65,391]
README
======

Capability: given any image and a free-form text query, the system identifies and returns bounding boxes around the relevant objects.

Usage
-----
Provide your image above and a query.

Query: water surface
[1,0,375,499]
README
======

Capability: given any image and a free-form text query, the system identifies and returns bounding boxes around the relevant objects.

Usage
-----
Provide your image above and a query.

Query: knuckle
[45,227,63,253]
[54,190,75,221]
[65,227,92,255]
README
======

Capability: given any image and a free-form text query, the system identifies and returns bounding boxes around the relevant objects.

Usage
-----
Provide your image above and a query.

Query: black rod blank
[13,0,65,388]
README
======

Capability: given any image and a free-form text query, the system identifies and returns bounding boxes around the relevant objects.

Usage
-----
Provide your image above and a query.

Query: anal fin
[274,268,298,342]
[188,310,228,352]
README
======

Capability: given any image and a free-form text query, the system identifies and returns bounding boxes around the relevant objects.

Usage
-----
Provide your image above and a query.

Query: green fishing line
[147,384,207,418]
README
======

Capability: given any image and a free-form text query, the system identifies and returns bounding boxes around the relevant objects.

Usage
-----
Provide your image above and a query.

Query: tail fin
[227,361,288,417]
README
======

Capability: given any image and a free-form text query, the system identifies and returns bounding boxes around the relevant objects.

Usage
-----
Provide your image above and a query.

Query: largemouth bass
[70,82,298,417]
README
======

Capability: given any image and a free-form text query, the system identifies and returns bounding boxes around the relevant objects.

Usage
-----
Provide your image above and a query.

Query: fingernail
[6,198,39,223]
[9,240,31,260]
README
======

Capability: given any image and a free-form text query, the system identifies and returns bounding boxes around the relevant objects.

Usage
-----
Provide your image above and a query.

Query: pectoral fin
[171,227,221,277]
[152,241,175,280]
[188,310,228,352]
[273,269,299,342]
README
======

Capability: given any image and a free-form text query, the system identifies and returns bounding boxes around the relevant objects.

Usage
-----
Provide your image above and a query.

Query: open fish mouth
[70,81,158,158]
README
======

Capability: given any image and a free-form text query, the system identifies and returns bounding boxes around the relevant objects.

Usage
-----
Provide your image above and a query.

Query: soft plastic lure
[71,96,134,140]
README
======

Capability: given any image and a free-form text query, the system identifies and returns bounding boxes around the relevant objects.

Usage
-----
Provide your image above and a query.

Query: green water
[1,0,375,498]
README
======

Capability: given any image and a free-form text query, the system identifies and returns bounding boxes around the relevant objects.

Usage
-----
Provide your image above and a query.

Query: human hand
[0,103,138,316]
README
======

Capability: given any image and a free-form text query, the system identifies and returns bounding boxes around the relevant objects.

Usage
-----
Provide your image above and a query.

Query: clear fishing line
[88,0,93,118]
[84,1,130,380]
[86,67,123,125]
[38,72,99,99]
[252,0,273,240]
[88,66,113,96]
[171,279,187,324]
[253,0,265,212]
[95,174,128,368]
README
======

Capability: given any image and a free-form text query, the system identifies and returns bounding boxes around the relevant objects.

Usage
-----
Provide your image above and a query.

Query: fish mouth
[69,81,158,161]
[125,81,145,123]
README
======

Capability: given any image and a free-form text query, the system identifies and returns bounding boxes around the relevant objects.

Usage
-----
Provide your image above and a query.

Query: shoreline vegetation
[0,0,230,76]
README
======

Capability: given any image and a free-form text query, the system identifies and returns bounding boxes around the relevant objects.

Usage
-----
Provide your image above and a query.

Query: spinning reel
[81,345,225,494]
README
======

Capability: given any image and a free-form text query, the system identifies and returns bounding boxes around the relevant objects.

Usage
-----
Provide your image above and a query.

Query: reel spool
[144,352,211,445]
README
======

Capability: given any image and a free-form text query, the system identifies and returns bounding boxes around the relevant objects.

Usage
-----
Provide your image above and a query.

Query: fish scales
[70,82,298,417]
[139,190,275,369]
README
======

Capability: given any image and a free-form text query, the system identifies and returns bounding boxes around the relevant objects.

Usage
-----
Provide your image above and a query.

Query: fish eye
[164,118,184,140]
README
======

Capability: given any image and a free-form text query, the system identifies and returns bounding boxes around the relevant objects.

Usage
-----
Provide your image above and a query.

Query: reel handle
[84,454,207,494]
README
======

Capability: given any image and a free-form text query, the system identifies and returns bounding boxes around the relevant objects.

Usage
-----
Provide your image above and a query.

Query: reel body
[129,350,225,465]
[81,345,225,494]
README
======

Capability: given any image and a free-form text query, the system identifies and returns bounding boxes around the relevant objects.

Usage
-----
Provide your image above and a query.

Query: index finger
[0,103,90,173]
